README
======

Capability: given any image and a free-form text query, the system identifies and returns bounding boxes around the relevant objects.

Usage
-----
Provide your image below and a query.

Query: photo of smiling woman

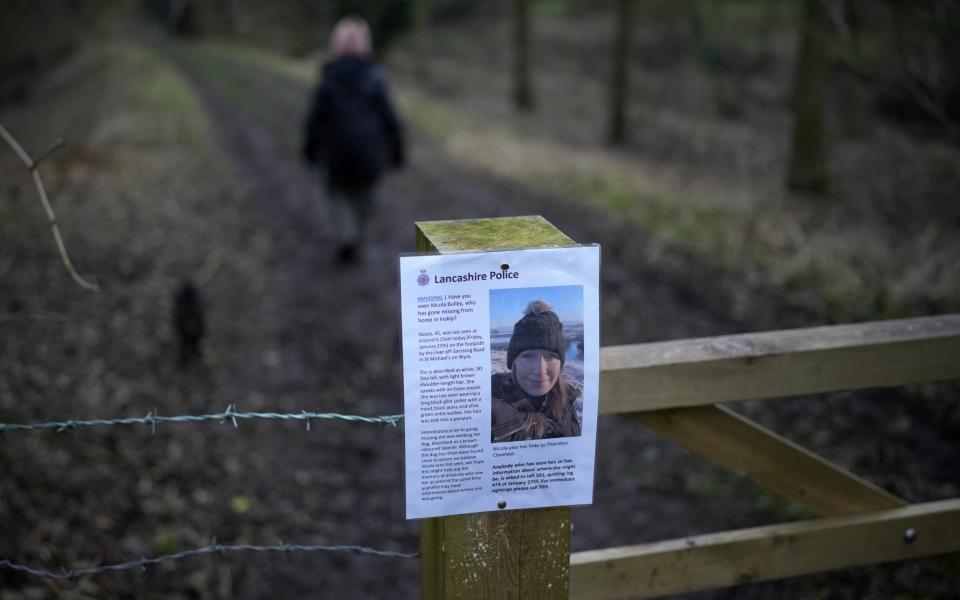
[490,286,584,443]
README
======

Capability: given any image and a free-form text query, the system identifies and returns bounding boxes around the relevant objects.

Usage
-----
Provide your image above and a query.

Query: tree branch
[821,0,960,140]
[834,55,960,139]
[0,124,99,292]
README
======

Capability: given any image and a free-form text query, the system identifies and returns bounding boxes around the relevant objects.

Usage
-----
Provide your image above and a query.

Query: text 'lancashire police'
[433,270,519,283]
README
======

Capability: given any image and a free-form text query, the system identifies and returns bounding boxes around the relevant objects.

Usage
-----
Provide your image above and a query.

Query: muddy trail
[1,41,956,599]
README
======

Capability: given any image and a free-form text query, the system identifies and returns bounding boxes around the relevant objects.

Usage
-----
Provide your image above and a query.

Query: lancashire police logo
[417,269,429,286]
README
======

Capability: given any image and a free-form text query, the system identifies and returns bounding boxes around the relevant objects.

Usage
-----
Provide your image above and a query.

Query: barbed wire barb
[146,410,157,434]
[0,407,404,434]
[0,123,99,292]
[0,542,419,582]
[301,409,311,431]
[222,403,239,428]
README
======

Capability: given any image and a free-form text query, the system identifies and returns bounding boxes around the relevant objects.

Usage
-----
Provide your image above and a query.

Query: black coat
[302,55,404,190]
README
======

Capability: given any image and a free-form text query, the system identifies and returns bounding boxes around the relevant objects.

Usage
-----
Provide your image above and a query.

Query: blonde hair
[330,17,372,57]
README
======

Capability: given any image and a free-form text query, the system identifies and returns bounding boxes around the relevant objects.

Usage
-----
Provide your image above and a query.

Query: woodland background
[1,1,958,598]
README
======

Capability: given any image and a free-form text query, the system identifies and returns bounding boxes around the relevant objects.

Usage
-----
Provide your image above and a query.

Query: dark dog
[173,279,205,367]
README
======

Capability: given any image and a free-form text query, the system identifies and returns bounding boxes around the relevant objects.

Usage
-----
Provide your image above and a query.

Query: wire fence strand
[0,404,404,434]
[0,542,419,582]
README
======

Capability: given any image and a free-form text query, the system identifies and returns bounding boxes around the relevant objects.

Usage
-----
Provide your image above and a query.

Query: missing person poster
[399,245,600,519]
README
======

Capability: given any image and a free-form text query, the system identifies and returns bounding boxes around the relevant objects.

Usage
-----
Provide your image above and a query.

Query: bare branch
[819,0,960,140]
[820,0,851,47]
[0,124,99,292]
[34,138,65,167]
[0,124,34,167]
[834,56,960,139]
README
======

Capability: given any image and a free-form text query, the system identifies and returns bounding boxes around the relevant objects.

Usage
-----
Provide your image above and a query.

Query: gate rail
[571,313,960,598]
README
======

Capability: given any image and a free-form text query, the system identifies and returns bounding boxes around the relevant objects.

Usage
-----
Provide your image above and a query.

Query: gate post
[416,216,576,599]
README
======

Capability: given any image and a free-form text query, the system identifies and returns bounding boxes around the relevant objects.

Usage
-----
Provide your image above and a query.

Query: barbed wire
[0,541,419,582]
[0,404,404,434]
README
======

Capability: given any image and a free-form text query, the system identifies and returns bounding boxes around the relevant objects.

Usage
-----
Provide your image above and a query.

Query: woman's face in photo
[514,349,562,397]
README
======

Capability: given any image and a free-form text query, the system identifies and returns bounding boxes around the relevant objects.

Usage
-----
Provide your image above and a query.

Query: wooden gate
[416,216,960,599]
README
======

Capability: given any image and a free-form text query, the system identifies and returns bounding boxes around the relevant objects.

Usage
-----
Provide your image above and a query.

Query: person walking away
[302,17,405,263]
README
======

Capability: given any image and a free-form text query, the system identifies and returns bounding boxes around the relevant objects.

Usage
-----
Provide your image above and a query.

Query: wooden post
[416,216,576,599]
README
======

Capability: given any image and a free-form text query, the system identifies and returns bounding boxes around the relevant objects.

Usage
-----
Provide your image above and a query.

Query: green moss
[417,216,576,252]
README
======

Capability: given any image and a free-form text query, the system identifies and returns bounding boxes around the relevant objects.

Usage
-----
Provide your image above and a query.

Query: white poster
[400,245,600,519]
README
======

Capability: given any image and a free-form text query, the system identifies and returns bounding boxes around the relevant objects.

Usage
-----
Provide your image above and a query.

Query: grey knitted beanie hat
[506,300,566,368]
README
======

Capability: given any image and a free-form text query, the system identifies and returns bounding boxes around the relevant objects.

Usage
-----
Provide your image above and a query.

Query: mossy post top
[416,215,576,253]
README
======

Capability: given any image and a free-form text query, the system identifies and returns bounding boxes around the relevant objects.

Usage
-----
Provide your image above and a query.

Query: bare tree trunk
[608,0,633,145]
[689,0,743,117]
[217,0,235,35]
[690,0,717,71]
[512,0,535,111]
[413,0,432,82]
[788,0,829,192]
[168,0,195,37]
[834,0,868,136]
